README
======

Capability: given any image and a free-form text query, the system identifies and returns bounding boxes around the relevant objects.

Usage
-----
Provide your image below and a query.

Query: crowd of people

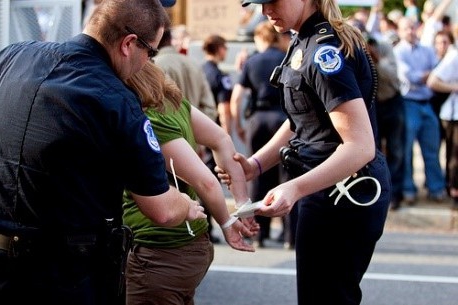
[1,0,457,305]
[347,0,458,211]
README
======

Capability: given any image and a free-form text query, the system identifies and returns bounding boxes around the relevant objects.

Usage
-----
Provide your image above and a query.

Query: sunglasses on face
[125,26,159,59]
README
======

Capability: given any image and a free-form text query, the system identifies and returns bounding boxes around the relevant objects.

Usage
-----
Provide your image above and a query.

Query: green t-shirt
[123,99,208,248]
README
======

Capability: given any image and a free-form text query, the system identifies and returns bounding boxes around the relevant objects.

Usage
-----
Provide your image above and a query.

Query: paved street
[195,225,458,305]
[196,142,458,304]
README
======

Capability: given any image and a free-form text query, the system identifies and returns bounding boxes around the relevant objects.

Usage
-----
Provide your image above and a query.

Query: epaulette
[314,22,335,44]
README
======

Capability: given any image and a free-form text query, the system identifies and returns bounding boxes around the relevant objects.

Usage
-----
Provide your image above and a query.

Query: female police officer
[222,0,392,304]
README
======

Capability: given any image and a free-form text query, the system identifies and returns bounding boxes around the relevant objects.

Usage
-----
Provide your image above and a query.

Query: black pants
[295,151,391,305]
[246,109,288,242]
[0,238,125,305]
[376,94,405,203]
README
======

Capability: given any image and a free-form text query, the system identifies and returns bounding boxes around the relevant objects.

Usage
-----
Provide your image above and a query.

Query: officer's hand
[185,197,207,221]
[215,153,255,188]
[256,181,298,218]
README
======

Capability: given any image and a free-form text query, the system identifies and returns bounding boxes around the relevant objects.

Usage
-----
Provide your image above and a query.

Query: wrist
[235,198,252,209]
[251,157,262,176]
[221,216,238,230]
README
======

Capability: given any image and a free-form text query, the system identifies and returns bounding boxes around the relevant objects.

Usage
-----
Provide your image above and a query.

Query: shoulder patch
[143,119,161,152]
[313,45,343,75]
[221,75,232,90]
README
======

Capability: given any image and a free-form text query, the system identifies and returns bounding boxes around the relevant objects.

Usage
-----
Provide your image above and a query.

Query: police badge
[291,49,303,70]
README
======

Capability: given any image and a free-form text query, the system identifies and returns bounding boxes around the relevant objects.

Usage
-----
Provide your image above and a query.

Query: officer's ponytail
[317,0,366,58]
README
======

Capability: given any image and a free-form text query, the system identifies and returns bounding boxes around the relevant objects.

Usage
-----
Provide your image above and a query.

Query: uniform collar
[297,11,326,39]
[71,34,112,66]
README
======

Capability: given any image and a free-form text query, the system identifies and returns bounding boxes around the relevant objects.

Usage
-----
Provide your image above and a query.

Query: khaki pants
[125,233,214,305]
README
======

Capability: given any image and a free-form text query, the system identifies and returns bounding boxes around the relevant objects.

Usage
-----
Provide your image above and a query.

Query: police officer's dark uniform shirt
[0,34,169,234]
[202,60,232,124]
[279,12,375,162]
[277,12,391,305]
[239,46,285,109]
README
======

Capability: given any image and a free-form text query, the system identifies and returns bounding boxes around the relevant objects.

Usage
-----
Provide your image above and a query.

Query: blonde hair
[126,61,182,113]
[317,0,366,58]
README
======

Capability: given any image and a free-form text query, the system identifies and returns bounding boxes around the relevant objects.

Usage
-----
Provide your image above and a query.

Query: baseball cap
[160,0,176,7]
[241,0,273,7]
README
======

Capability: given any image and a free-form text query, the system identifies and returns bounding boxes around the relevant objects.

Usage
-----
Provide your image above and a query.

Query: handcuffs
[329,174,381,206]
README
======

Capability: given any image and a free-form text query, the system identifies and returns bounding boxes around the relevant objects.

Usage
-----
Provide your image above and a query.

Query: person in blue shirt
[0,1,205,304]
[231,20,290,248]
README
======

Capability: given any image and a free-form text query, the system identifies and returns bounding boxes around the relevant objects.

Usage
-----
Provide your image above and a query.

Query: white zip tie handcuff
[170,158,195,236]
[329,173,381,206]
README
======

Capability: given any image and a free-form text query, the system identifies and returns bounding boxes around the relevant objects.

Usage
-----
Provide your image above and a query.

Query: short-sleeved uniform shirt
[238,46,286,105]
[0,34,169,233]
[278,12,375,163]
[123,99,208,248]
[202,60,232,124]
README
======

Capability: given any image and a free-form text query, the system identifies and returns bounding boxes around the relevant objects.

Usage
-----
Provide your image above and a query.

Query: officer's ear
[121,33,138,58]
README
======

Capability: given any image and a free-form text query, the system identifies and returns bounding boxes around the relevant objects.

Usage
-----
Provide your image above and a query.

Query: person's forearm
[427,75,458,93]
[132,187,190,227]
[218,103,232,134]
[230,84,245,129]
[251,120,292,173]
[212,134,250,205]
[194,176,233,226]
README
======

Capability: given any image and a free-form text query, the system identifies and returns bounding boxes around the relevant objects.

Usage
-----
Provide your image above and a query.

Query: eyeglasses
[125,26,159,59]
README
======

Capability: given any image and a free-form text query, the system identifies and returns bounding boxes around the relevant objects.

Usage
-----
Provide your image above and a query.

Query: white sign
[337,0,377,6]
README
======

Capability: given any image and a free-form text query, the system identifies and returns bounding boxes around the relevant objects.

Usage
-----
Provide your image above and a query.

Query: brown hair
[254,20,279,46]
[127,61,182,113]
[202,35,227,55]
[86,0,170,47]
[316,0,366,58]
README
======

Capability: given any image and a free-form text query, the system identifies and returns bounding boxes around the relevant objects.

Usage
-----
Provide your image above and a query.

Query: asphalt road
[195,224,458,305]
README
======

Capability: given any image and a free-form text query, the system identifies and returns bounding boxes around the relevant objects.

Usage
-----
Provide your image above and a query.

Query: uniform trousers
[375,94,405,203]
[125,233,213,305]
[294,151,391,305]
[0,240,123,305]
[246,109,288,243]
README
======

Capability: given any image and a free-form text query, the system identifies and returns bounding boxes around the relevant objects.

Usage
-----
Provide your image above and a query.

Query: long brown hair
[127,61,182,113]
[317,0,366,58]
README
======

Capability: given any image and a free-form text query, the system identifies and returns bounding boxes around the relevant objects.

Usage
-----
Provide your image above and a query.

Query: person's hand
[234,47,249,72]
[185,197,207,221]
[222,217,260,252]
[241,216,260,234]
[255,181,298,218]
[215,152,256,187]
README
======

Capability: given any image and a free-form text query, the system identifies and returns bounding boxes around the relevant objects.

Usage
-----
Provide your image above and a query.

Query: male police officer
[0,1,205,305]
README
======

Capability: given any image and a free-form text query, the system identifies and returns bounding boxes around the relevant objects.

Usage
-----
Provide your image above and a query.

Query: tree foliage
[340,0,427,19]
